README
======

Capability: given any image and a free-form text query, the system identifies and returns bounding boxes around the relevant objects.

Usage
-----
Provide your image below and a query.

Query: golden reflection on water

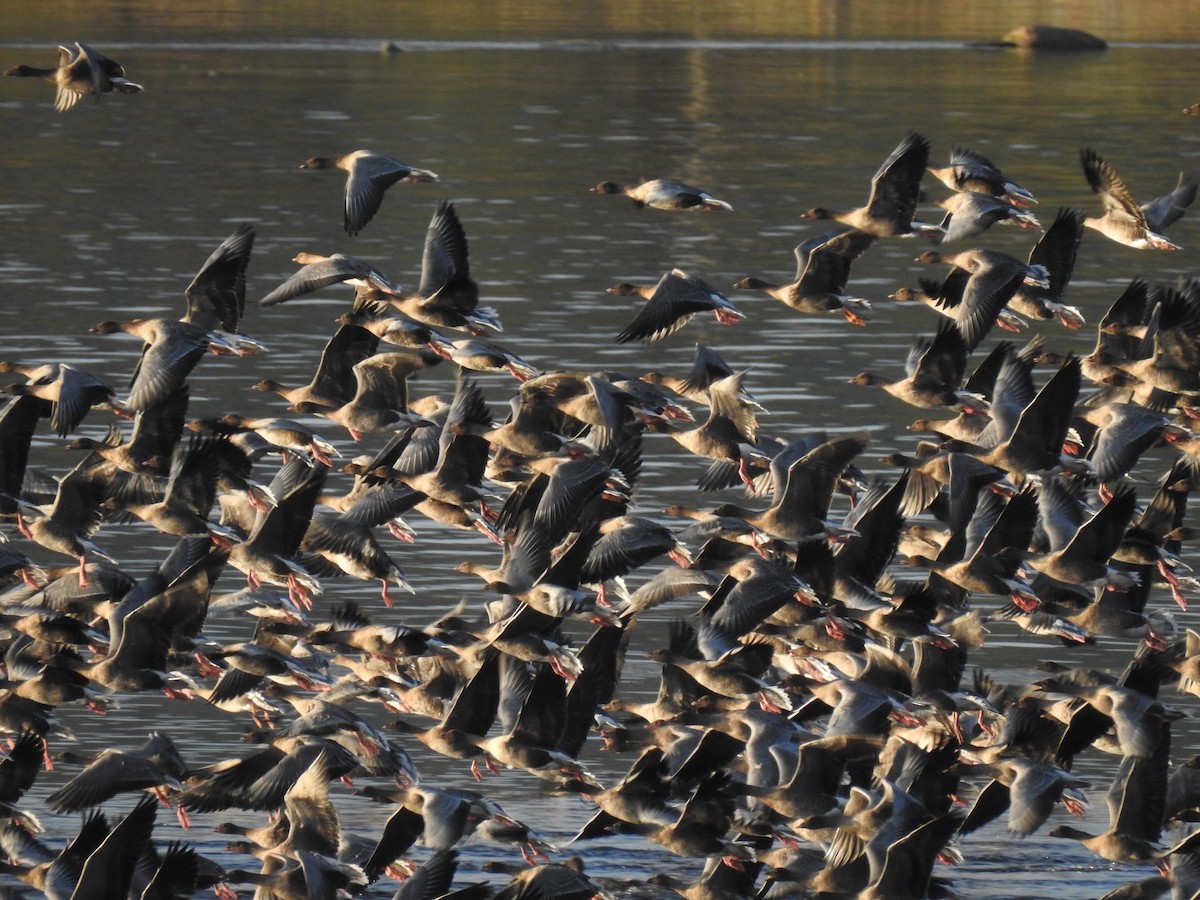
[9,0,1200,43]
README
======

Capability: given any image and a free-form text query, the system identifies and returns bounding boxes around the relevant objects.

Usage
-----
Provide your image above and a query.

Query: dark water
[4,15,1200,900]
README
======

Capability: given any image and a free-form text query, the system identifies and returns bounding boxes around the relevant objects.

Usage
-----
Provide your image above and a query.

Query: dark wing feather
[864,132,930,227]
[418,200,477,313]
[344,153,412,236]
[183,224,255,331]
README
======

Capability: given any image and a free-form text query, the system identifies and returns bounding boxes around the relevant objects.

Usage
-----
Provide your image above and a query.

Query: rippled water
[4,16,1200,900]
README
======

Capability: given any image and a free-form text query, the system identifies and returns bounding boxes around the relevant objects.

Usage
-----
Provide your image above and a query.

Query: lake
[4,3,1200,898]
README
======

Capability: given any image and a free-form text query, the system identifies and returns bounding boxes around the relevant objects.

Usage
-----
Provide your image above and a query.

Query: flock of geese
[7,41,1200,900]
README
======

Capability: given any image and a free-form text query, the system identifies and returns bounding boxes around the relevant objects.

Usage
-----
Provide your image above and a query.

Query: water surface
[4,5,1200,898]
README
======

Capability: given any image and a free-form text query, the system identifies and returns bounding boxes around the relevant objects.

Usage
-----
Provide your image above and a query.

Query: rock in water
[1002,25,1108,50]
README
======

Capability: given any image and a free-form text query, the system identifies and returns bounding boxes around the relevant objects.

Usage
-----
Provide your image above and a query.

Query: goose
[5,42,142,111]
[335,299,438,350]
[429,334,540,380]
[14,454,114,588]
[935,191,1041,243]
[668,372,768,488]
[226,458,326,611]
[710,434,868,542]
[927,146,1037,207]
[733,228,876,325]
[292,352,431,441]
[649,633,790,712]
[377,374,495,512]
[1080,147,1196,249]
[891,277,1028,336]
[906,408,992,443]
[301,512,416,608]
[577,515,693,586]
[1019,480,1139,591]
[483,857,609,900]
[307,601,444,664]
[1007,207,1086,329]
[386,200,498,333]
[912,250,1046,352]
[13,795,158,898]
[0,395,46,515]
[387,650,500,778]
[860,810,966,900]
[521,371,649,458]
[299,149,438,236]
[0,362,119,438]
[849,320,970,409]
[1035,677,1181,762]
[1107,285,1200,395]
[953,353,1083,479]
[199,415,340,467]
[198,634,333,707]
[64,384,189,485]
[570,745,677,840]
[46,733,190,823]
[916,246,1049,292]
[613,269,744,343]
[455,510,549,597]
[957,756,1090,837]
[1046,727,1174,865]
[802,132,938,237]
[88,317,215,413]
[465,655,597,787]
[253,320,380,411]
[105,432,249,541]
[178,730,361,816]
[641,342,743,406]
[600,770,755,863]
[259,253,404,306]
[906,476,1039,608]
[909,250,1033,351]
[590,178,732,210]
[1082,402,1169,484]
[482,388,579,460]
